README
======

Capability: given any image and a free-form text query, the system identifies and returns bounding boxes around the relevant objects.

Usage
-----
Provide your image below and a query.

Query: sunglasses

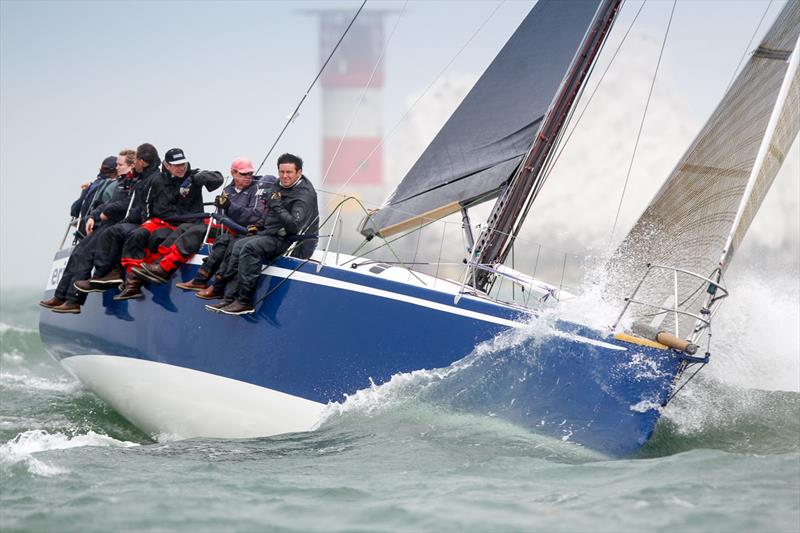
[236,171,254,176]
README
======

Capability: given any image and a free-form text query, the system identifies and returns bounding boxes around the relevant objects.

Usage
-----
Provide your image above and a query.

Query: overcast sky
[1,0,797,289]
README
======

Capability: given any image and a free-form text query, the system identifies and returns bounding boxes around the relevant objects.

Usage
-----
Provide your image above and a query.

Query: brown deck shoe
[74,279,104,293]
[176,279,208,291]
[113,277,144,301]
[132,264,172,284]
[88,267,124,289]
[195,285,223,300]
[218,301,255,316]
[204,300,233,312]
[39,297,65,309]
[51,301,81,314]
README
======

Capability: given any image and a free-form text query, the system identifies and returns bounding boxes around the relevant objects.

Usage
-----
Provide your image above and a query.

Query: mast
[468,0,622,292]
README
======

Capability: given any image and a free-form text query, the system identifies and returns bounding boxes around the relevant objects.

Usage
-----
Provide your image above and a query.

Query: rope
[723,0,773,95]
[336,0,508,188]
[255,0,368,174]
[608,0,677,246]
[666,361,707,403]
[323,0,409,189]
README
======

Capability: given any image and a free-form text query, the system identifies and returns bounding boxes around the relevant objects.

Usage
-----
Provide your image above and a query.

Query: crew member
[74,143,162,292]
[208,153,318,315]
[136,157,272,287]
[40,150,136,313]
[69,156,119,239]
[114,147,223,300]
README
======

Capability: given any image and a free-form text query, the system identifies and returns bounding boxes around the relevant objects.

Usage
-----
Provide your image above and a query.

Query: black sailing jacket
[258,175,319,259]
[146,166,223,223]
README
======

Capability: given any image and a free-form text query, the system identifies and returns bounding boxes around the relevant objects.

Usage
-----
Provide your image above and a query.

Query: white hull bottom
[62,355,326,440]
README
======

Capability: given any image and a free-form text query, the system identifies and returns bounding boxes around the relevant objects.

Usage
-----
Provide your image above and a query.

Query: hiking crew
[135,157,272,287]
[70,156,119,239]
[40,150,137,313]
[75,143,163,292]
[206,153,319,316]
[113,148,223,300]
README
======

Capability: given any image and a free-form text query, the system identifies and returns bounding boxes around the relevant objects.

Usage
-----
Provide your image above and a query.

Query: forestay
[608,0,800,337]
[360,0,603,238]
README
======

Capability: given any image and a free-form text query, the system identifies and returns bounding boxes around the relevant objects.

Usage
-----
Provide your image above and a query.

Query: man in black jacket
[207,153,318,316]
[74,143,162,292]
[136,157,271,287]
[114,148,223,300]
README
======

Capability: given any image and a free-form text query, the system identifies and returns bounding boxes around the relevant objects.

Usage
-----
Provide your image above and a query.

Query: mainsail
[609,1,800,337]
[360,0,604,238]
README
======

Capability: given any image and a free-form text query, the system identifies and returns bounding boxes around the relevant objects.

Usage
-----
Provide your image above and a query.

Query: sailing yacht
[39,0,800,457]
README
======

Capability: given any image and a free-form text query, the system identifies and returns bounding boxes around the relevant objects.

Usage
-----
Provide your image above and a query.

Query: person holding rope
[135,157,272,286]
[206,153,318,316]
[112,147,223,300]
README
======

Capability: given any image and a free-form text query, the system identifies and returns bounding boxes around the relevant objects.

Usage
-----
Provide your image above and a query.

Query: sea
[1,274,798,532]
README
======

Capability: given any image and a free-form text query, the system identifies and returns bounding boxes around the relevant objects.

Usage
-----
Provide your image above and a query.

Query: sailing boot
[133,263,172,284]
[87,267,124,290]
[195,284,224,300]
[219,300,255,316]
[74,279,105,293]
[39,296,65,309]
[113,276,144,301]
[51,301,81,314]
[176,279,208,291]
[204,299,234,312]
[176,268,210,291]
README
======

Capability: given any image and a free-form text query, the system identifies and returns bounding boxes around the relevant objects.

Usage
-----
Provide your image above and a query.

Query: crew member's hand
[267,191,282,210]
[80,182,90,190]
[214,193,228,209]
[179,176,193,197]
[246,225,260,235]
[100,213,108,222]
[86,218,95,235]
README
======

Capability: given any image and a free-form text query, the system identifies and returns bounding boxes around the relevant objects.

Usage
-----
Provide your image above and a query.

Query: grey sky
[1,0,797,289]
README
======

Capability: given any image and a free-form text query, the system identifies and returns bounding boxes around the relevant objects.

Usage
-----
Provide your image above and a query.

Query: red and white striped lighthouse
[313,10,387,189]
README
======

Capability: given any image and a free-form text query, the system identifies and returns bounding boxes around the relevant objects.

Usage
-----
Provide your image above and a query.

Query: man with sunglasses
[135,157,271,287]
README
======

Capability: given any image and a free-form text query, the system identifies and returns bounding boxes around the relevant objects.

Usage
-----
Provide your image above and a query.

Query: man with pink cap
[134,157,274,287]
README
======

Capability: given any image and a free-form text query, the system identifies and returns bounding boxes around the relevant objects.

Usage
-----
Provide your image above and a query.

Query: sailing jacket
[99,161,161,225]
[222,175,275,227]
[145,166,224,223]
[91,171,137,225]
[256,175,319,259]
[70,174,117,220]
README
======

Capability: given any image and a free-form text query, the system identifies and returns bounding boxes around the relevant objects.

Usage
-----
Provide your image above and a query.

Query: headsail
[609,1,800,337]
[360,0,603,238]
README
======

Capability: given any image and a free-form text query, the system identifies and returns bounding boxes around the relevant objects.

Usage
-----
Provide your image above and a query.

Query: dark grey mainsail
[361,0,603,238]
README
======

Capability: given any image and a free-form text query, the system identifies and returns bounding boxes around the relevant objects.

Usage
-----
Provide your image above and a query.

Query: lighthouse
[309,9,389,198]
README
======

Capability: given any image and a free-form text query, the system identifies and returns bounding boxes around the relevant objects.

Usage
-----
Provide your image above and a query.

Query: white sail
[609,1,800,337]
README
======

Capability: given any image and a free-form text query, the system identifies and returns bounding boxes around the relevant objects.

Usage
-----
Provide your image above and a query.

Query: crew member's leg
[219,235,287,315]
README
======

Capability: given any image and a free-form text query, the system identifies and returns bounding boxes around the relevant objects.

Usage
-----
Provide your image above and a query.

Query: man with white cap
[136,157,273,287]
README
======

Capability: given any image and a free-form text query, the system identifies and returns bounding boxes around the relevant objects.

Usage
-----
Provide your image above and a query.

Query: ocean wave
[0,371,80,393]
[0,429,139,477]
[0,321,37,334]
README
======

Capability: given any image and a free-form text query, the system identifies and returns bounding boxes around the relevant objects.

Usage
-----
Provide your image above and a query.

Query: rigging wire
[540,0,648,184]
[722,0,773,94]
[254,0,368,175]
[324,0,409,189]
[337,0,508,189]
[608,0,677,247]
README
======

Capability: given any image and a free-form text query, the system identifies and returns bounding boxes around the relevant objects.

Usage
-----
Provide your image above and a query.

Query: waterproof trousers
[221,235,288,305]
[54,225,110,304]
[92,222,137,277]
[155,222,234,274]
[120,218,174,274]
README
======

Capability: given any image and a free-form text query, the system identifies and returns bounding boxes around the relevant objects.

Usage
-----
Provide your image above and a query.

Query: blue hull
[39,250,683,457]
